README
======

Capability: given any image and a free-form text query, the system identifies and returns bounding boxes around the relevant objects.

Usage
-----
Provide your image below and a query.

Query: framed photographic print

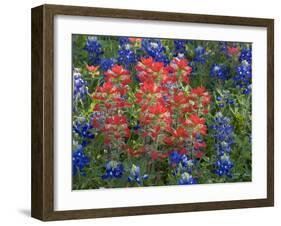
[31,4,274,221]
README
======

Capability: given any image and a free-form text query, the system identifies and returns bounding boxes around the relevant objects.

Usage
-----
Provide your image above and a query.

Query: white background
[0,0,279,225]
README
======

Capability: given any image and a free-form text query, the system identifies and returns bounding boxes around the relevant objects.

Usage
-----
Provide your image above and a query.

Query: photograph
[72,35,252,190]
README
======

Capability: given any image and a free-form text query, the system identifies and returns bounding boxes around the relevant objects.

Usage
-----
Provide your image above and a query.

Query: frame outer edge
[43,4,56,221]
[31,5,44,220]
[31,4,55,221]
[267,19,274,206]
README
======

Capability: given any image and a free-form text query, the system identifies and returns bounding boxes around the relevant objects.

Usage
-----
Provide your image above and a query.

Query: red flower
[105,115,127,125]
[202,94,211,106]
[151,125,161,139]
[175,58,188,69]
[227,46,239,55]
[111,64,129,75]
[148,103,168,115]
[129,37,142,43]
[142,81,158,93]
[191,87,206,96]
[150,151,159,160]
[172,58,191,70]
[183,75,190,84]
[104,102,112,109]
[151,62,164,72]
[115,99,131,108]
[124,127,131,138]
[93,82,118,101]
[96,82,116,94]
[192,104,198,111]
[173,92,187,104]
[93,104,100,111]
[180,117,189,127]
[92,56,212,160]
[141,57,153,67]
[159,152,169,159]
[182,106,192,113]
[142,131,149,138]
[104,64,131,86]
[86,64,99,72]
[140,115,152,125]
[136,57,169,84]
[194,142,206,149]
[104,136,110,145]
[173,127,188,138]
[200,125,207,136]
[190,114,205,125]
[195,151,204,159]
[163,136,173,146]
[127,146,145,157]
[162,74,177,85]
[170,58,192,84]
[92,118,100,128]
[179,148,187,155]
[202,108,209,114]
[117,87,129,96]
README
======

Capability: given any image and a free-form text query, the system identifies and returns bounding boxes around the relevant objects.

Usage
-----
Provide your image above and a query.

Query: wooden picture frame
[31,4,274,221]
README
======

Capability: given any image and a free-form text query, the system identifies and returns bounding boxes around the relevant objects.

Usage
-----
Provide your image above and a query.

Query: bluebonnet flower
[73,117,94,140]
[72,145,89,176]
[239,47,252,63]
[133,123,141,131]
[141,38,170,65]
[169,151,181,165]
[216,90,236,108]
[210,112,234,177]
[210,112,234,156]
[84,36,104,65]
[178,172,197,185]
[234,60,252,94]
[127,164,148,185]
[226,99,235,105]
[117,37,136,69]
[219,41,228,54]
[117,49,136,69]
[179,155,194,173]
[173,40,187,58]
[102,161,124,179]
[169,151,194,175]
[214,154,233,177]
[118,37,130,46]
[194,45,206,64]
[73,69,88,101]
[210,64,230,80]
[100,58,115,71]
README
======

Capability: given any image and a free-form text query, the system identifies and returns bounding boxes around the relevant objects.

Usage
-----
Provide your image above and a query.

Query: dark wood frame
[31,4,274,221]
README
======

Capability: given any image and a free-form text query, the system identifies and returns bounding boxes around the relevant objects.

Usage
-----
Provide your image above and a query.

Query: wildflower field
[72,35,252,189]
